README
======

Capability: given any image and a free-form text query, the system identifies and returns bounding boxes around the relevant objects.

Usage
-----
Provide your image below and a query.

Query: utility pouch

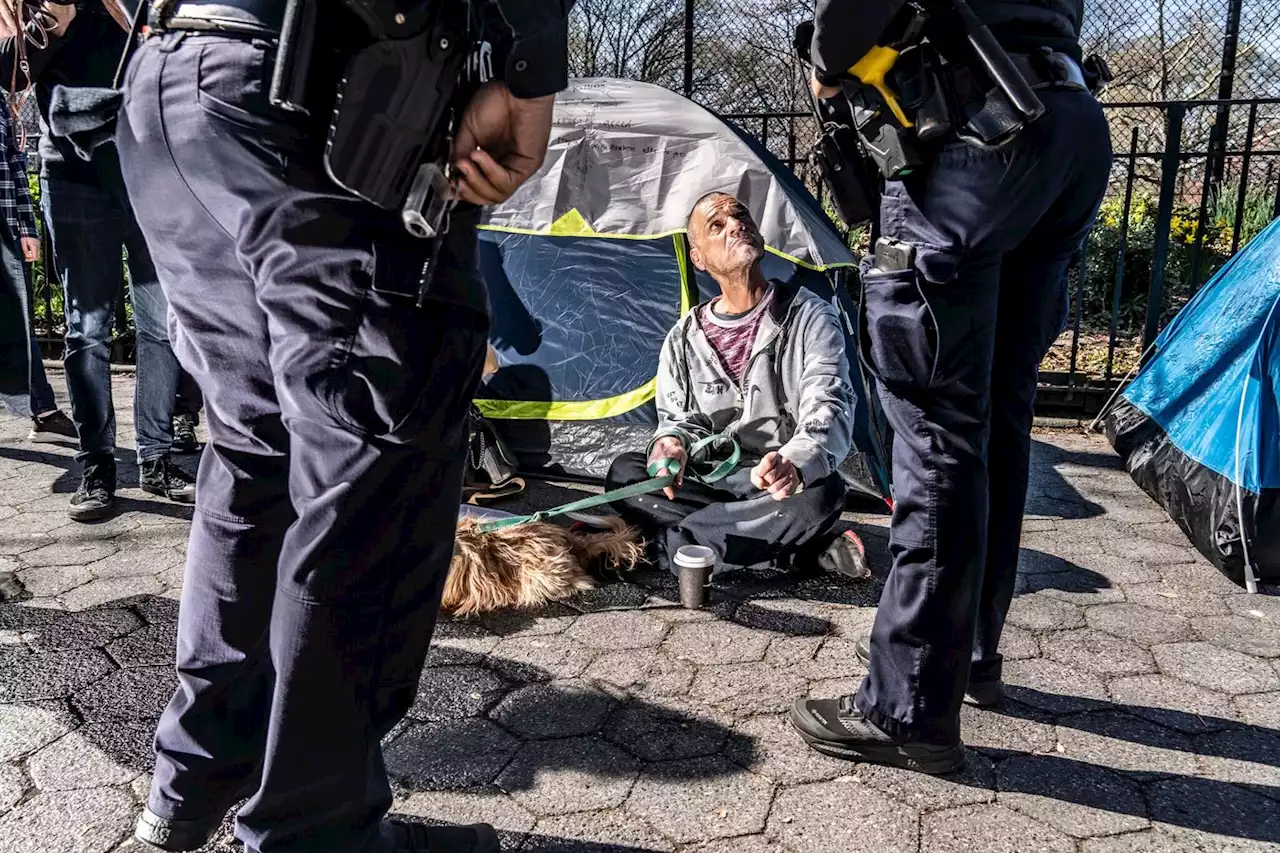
[894,44,950,143]
[811,122,880,228]
[324,2,469,217]
[847,86,924,180]
[959,84,1027,147]
[807,96,880,228]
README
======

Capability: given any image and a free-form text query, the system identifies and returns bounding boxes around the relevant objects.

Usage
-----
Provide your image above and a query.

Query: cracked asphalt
[0,373,1278,853]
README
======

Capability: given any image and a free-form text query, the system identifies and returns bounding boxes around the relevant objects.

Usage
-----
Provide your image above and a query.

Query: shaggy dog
[443,515,646,616]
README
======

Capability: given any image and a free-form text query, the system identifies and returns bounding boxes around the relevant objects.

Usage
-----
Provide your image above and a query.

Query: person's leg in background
[0,223,33,419]
[107,153,193,504]
[23,258,78,444]
[26,334,77,443]
[41,171,126,520]
[172,369,203,454]
[28,335,57,417]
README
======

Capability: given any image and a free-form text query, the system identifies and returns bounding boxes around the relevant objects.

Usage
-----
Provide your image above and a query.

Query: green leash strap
[475,434,740,533]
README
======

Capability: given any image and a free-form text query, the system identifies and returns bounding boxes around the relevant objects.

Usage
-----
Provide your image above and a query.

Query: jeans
[0,228,55,417]
[853,87,1114,744]
[41,153,179,464]
[27,335,55,414]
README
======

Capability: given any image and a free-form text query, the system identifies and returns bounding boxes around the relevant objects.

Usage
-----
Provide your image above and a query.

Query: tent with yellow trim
[475,78,891,502]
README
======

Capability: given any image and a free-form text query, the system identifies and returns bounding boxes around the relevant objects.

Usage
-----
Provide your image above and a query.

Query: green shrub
[1062,179,1274,336]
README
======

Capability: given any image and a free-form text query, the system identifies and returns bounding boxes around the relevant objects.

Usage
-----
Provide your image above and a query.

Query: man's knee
[606,451,650,490]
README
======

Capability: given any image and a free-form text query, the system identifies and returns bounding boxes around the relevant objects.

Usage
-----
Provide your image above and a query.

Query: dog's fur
[443,515,645,616]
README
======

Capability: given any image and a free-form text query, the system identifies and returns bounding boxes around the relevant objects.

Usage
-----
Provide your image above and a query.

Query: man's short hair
[685,191,734,241]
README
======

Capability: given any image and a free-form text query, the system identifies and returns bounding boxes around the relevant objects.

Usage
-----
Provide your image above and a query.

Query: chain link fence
[568,0,1280,109]
[568,0,1279,398]
[568,0,1280,175]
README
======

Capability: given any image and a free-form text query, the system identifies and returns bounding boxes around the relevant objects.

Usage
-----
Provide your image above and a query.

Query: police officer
[112,3,570,851]
[790,0,1112,772]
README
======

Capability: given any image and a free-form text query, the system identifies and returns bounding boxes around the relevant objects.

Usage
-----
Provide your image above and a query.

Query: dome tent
[1104,217,1280,590]
[474,77,891,502]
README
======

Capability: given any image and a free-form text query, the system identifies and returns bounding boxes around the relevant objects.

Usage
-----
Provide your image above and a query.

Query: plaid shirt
[0,105,37,241]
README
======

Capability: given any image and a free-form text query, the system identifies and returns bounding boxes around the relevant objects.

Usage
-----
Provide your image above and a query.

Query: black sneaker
[28,410,78,446]
[69,455,116,522]
[172,413,200,455]
[790,694,966,774]
[139,456,197,504]
[854,633,1005,707]
[134,806,223,852]
[388,819,500,853]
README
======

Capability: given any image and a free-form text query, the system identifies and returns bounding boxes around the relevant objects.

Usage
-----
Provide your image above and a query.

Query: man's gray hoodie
[647,281,856,486]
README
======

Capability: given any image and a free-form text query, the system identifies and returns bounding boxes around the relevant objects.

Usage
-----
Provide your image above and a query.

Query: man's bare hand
[810,70,840,101]
[20,237,39,262]
[452,82,553,207]
[648,436,688,501]
[751,451,801,501]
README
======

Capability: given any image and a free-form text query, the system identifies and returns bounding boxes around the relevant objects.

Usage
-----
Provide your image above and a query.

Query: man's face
[689,194,765,277]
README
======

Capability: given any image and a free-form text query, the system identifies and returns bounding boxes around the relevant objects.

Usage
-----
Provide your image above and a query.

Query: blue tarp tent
[473,78,891,502]
[1105,217,1280,589]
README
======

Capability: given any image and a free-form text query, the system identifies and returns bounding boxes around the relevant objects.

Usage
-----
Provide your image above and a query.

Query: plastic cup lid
[674,545,716,568]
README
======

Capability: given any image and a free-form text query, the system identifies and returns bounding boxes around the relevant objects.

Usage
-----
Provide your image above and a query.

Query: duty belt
[148,0,283,38]
[947,49,1088,104]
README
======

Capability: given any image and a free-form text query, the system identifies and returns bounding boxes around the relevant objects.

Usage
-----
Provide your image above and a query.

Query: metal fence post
[1143,104,1184,353]
[1208,0,1243,187]
[1229,101,1258,256]
[683,0,694,99]
[1108,127,1141,385]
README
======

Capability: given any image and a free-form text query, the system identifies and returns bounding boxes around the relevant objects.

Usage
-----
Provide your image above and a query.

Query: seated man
[607,191,862,577]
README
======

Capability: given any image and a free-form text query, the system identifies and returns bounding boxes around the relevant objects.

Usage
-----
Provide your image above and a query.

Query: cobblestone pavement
[0,374,1278,852]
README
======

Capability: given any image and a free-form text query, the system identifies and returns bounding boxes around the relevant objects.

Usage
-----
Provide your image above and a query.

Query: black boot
[172,412,200,454]
[387,819,499,853]
[69,455,116,522]
[139,456,197,504]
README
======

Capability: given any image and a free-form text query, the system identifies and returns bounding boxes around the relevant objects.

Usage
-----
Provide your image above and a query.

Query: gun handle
[850,46,914,128]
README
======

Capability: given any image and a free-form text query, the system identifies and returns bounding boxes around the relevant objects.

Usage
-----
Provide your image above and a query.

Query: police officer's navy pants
[854,89,1113,744]
[115,34,488,853]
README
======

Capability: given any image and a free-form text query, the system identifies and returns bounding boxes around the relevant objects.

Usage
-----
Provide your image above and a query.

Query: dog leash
[475,434,741,533]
